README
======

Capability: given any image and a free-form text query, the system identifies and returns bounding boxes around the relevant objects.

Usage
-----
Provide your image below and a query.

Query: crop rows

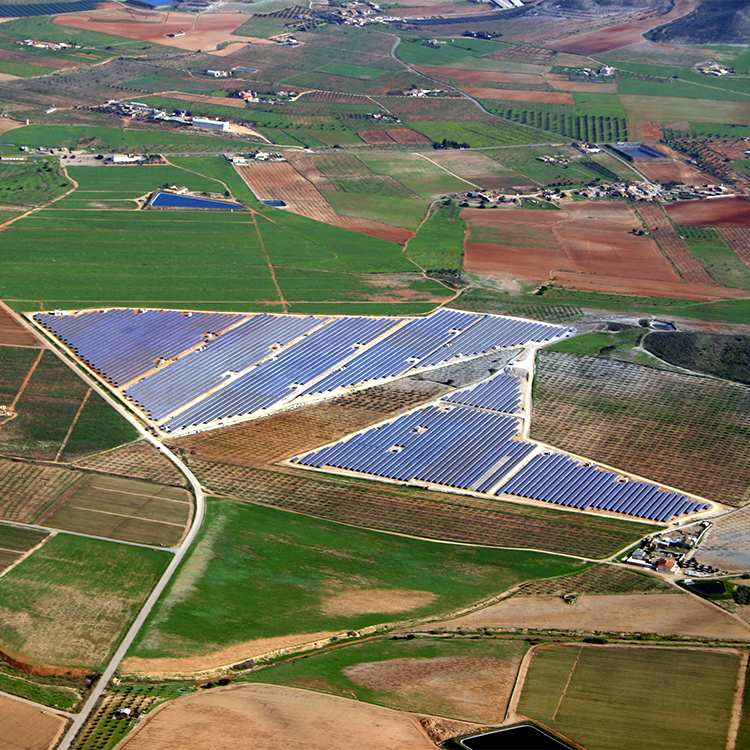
[515,564,673,597]
[74,685,190,750]
[189,461,652,559]
[637,202,716,284]
[74,442,188,487]
[718,227,750,270]
[0,458,81,522]
[531,352,750,506]
[483,102,627,143]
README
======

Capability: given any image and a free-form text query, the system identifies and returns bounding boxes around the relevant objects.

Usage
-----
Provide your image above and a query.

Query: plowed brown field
[359,130,398,144]
[549,0,696,54]
[666,196,750,227]
[120,684,437,750]
[463,203,681,288]
[0,694,66,750]
[54,6,249,51]
[637,160,714,185]
[545,73,617,93]
[0,306,38,346]
[719,227,750,270]
[637,201,716,284]
[416,67,545,86]
[284,153,336,191]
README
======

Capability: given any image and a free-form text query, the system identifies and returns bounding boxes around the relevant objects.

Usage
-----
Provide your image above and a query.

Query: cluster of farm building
[32,307,713,525]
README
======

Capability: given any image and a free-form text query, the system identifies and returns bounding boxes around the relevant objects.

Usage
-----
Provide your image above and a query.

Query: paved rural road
[10,306,207,750]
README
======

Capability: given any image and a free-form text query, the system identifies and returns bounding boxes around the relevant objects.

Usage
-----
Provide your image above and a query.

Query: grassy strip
[0,671,80,711]
[405,199,464,277]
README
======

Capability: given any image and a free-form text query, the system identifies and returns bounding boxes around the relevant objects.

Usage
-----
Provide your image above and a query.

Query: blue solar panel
[442,372,523,414]
[496,452,708,521]
[35,309,246,386]
[305,309,483,395]
[125,314,325,421]
[162,316,397,431]
[294,403,531,491]
[419,317,573,368]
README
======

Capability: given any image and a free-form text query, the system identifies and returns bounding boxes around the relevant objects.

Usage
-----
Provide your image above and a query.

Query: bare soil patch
[545,73,617,93]
[344,653,522,724]
[122,632,335,677]
[387,127,432,144]
[437,593,750,639]
[0,694,66,750]
[549,0,697,54]
[321,588,437,617]
[463,88,574,104]
[120,683,437,750]
[55,8,249,51]
[359,129,397,144]
[637,160,715,185]
[463,202,680,287]
[0,307,38,346]
[666,197,750,227]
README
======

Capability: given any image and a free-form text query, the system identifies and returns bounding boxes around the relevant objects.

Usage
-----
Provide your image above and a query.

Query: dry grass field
[120,683,438,750]
[531,352,750,506]
[0,694,66,750]
[0,533,169,669]
[436,594,750,640]
[40,474,191,547]
[637,160,716,186]
[0,459,82,523]
[518,643,737,750]
[75,442,188,487]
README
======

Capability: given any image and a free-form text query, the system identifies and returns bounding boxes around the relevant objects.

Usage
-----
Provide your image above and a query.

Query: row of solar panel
[34,309,246,387]
[496,453,708,522]
[293,404,533,492]
[35,308,571,433]
[293,391,706,521]
[442,372,523,414]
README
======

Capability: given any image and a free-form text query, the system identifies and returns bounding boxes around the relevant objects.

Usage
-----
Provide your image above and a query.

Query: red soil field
[387,128,432,144]
[54,6,249,51]
[718,227,750,270]
[284,153,336,191]
[665,197,750,227]
[641,120,663,141]
[545,73,617,94]
[549,0,697,54]
[463,88,574,104]
[0,306,39,347]
[637,160,715,186]
[463,203,684,291]
[359,130,396,144]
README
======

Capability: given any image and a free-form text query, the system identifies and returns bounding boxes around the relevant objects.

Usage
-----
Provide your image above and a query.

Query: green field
[0,160,71,207]
[130,498,585,661]
[0,60,55,77]
[0,667,82,711]
[518,645,738,750]
[316,61,389,80]
[0,533,169,668]
[0,349,136,460]
[240,636,529,723]
[405,199,464,277]
[359,153,468,200]
[1,125,248,154]
[396,37,507,67]
[409,119,547,148]
[0,523,46,551]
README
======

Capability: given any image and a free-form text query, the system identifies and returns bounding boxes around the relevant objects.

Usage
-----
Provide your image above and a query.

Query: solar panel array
[442,372,523,414]
[34,308,572,434]
[35,309,245,387]
[293,373,708,521]
[294,404,534,492]
[496,453,709,522]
